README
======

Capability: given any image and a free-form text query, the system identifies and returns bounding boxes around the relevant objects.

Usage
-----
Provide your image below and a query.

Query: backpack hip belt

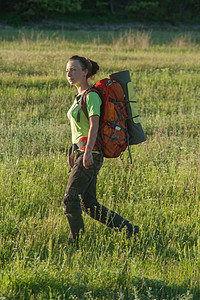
[76,137,100,152]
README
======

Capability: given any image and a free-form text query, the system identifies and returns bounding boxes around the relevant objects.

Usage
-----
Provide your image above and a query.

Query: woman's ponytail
[87,59,99,78]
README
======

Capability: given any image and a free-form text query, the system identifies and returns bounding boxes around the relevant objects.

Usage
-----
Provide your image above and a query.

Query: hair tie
[87,59,92,70]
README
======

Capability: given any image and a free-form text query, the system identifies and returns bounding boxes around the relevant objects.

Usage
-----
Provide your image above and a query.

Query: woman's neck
[76,82,90,95]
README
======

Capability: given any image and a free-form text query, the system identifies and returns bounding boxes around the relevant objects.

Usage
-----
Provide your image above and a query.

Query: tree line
[0,0,200,23]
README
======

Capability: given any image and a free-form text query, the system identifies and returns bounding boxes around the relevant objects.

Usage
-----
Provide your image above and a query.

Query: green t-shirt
[67,91,102,145]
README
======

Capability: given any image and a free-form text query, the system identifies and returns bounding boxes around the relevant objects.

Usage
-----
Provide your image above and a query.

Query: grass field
[0,27,200,299]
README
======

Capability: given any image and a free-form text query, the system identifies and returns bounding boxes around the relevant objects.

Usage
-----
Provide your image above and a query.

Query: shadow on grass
[3,273,199,299]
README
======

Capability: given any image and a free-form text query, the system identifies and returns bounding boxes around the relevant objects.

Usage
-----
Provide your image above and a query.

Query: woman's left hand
[83,151,93,169]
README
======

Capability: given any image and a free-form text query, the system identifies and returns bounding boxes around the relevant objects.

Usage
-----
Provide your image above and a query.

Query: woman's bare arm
[83,115,100,169]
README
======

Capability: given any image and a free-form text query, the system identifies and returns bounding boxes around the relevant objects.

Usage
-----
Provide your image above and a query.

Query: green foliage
[4,0,83,21]
[0,28,200,299]
[127,1,159,13]
[126,1,159,21]
[1,0,200,22]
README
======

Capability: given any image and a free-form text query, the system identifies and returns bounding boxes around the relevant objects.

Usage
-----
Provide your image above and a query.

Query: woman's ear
[83,68,89,78]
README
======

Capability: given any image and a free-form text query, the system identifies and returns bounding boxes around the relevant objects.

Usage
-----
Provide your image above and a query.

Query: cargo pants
[63,150,133,241]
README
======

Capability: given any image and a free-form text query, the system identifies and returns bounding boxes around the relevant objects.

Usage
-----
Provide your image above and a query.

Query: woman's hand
[68,152,75,168]
[83,151,93,169]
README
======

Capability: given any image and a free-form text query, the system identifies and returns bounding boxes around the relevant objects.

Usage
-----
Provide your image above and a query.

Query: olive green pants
[63,151,133,241]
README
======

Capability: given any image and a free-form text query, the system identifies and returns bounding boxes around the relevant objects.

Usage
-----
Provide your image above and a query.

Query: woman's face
[66,60,88,86]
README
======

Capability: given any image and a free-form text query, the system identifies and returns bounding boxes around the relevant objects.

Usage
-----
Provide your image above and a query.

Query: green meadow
[0,28,200,299]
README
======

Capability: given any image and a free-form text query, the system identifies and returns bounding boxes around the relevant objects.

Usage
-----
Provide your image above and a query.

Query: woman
[63,55,138,246]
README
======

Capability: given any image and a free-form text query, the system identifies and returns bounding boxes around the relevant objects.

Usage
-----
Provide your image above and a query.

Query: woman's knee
[63,187,81,215]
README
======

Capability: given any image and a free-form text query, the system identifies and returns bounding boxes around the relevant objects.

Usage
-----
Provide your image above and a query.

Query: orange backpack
[77,78,131,161]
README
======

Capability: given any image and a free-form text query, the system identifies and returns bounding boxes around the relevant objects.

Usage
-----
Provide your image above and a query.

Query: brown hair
[69,55,99,79]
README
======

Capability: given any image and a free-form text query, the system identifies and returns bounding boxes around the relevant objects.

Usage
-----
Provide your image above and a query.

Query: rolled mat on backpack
[110,70,146,145]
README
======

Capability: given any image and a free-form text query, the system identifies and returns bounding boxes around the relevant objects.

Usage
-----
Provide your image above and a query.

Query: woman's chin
[68,79,74,85]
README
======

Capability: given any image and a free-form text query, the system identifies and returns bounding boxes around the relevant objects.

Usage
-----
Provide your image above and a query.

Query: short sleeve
[85,91,102,118]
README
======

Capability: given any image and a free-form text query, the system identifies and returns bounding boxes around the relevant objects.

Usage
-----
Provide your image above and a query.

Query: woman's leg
[62,152,102,241]
[81,162,134,236]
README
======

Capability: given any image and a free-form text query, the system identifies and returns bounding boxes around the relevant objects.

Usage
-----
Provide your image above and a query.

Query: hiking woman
[63,55,138,246]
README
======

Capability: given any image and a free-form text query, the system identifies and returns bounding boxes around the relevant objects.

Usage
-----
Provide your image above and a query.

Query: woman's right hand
[68,152,75,168]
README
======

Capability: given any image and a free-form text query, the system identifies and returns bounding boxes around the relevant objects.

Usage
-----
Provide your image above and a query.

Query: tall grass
[112,29,151,50]
[0,28,200,299]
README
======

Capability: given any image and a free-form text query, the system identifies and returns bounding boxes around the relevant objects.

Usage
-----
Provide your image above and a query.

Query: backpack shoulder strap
[77,87,103,122]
